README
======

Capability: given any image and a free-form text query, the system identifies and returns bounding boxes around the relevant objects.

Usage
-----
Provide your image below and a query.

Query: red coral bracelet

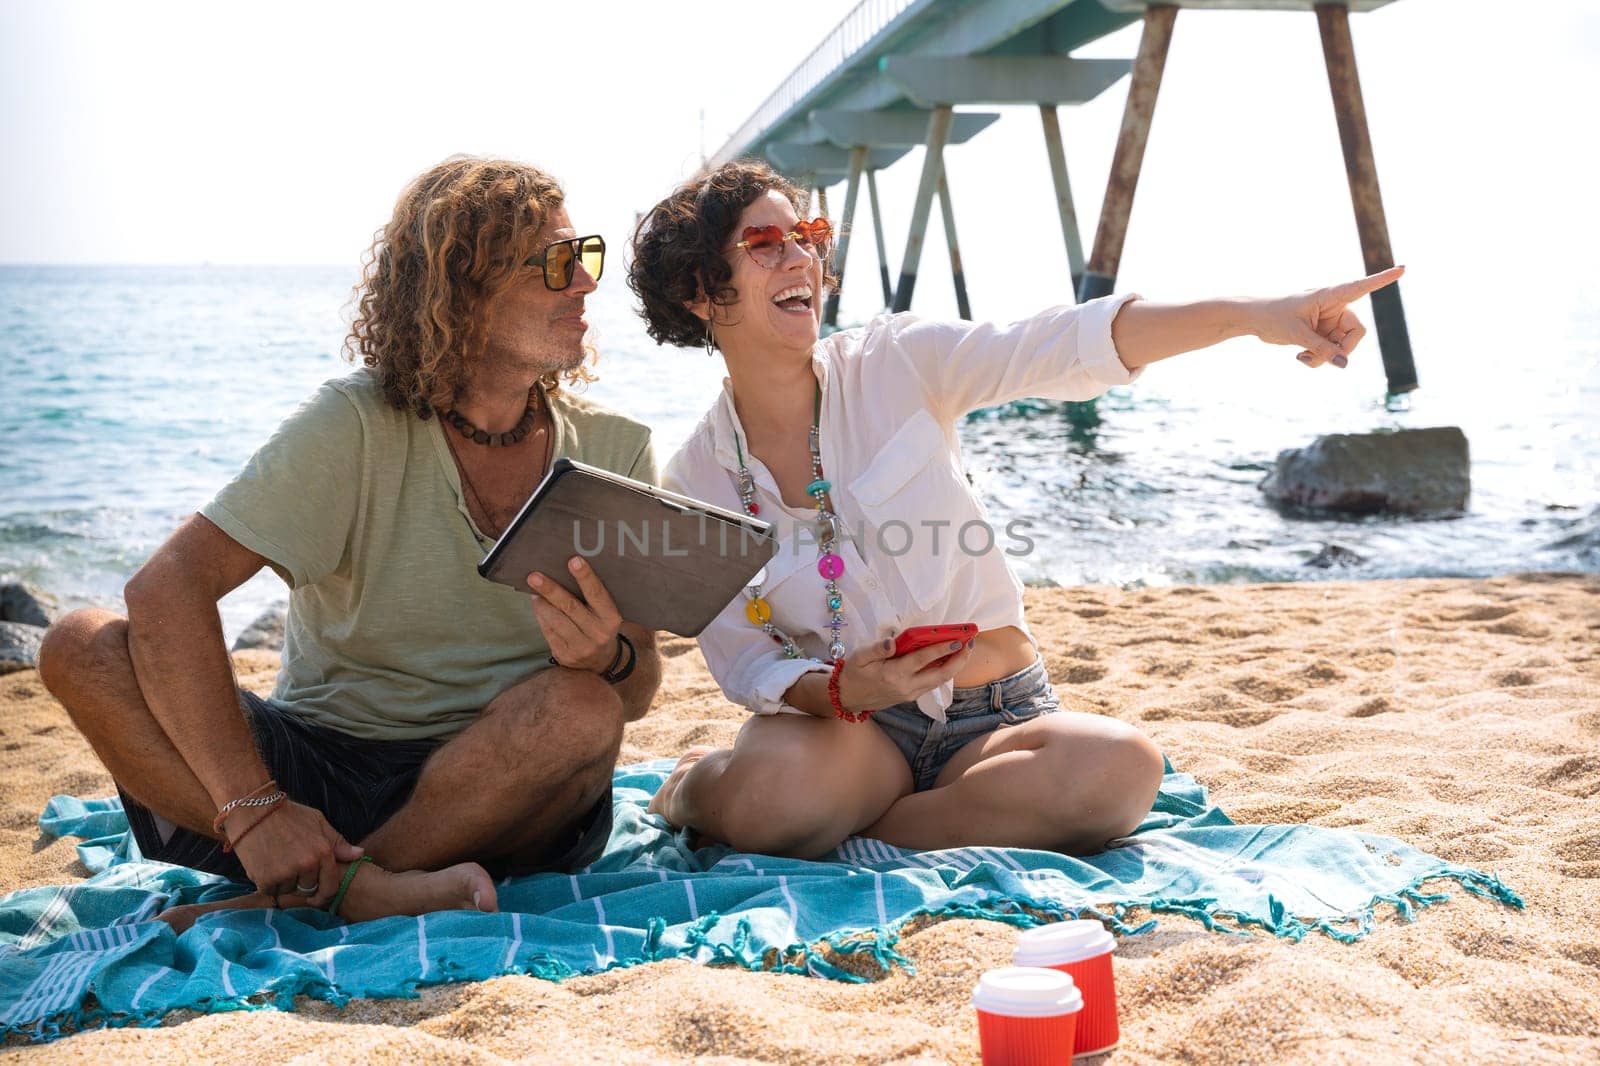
[828,660,877,723]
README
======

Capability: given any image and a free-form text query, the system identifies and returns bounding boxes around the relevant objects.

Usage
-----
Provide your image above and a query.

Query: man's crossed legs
[38,609,633,930]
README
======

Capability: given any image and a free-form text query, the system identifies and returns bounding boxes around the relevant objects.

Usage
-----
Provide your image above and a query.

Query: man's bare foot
[154,862,498,933]
[337,861,498,924]
[647,745,722,826]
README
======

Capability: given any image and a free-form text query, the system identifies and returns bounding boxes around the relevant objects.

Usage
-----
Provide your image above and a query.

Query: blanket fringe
[1125,867,1525,944]
[7,865,1527,1041]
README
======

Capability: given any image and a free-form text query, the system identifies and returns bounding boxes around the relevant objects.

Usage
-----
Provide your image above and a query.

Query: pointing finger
[1329,265,1404,304]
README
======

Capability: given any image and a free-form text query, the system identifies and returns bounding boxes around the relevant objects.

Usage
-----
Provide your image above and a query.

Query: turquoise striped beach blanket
[0,759,1521,1041]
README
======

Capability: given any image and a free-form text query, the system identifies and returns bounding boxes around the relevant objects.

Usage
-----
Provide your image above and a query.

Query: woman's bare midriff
[951,625,1039,689]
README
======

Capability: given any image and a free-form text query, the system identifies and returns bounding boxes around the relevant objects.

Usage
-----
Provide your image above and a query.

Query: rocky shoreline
[0,583,56,675]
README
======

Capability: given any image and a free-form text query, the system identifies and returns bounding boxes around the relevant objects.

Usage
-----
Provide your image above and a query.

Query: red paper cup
[972,966,1082,1066]
[1012,920,1119,1058]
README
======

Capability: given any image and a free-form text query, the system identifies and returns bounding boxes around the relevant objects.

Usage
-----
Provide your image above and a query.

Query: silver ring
[294,881,319,895]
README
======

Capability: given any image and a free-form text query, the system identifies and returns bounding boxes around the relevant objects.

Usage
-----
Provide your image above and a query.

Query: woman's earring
[704,320,716,358]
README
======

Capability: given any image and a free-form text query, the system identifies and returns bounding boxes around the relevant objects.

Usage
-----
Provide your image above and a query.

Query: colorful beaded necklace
[732,382,849,663]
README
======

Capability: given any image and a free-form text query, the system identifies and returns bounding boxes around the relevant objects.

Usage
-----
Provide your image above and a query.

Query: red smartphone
[893,623,978,666]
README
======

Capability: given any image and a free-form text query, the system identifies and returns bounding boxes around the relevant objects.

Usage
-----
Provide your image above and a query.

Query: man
[37,157,659,924]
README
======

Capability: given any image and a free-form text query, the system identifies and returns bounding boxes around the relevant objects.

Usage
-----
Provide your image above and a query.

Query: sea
[2,264,1596,645]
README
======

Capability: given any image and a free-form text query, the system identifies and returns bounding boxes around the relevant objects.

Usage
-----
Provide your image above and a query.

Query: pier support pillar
[892,105,953,312]
[936,170,971,320]
[866,170,892,308]
[1316,3,1417,394]
[1039,104,1087,299]
[823,146,868,328]
[1077,4,1177,303]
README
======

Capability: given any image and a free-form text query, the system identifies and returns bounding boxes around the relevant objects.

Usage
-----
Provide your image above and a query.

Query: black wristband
[602,634,627,675]
[601,633,636,684]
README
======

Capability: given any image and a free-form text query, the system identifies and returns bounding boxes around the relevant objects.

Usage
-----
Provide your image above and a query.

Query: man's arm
[123,513,358,904]
[612,622,661,722]
[123,513,277,809]
[528,559,668,721]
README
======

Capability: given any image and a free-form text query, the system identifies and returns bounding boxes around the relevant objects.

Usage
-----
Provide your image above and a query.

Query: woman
[628,160,1400,861]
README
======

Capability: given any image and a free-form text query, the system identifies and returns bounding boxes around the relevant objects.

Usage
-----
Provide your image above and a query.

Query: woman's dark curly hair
[345,156,595,417]
[629,159,819,350]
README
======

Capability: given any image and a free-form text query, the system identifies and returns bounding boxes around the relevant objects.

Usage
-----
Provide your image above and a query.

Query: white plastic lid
[971,967,1083,1018]
[1011,919,1116,967]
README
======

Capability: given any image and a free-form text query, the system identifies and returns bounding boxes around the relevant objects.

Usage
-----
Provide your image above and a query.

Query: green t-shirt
[202,368,656,741]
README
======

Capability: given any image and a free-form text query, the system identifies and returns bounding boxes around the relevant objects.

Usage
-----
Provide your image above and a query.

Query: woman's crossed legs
[649,707,1163,861]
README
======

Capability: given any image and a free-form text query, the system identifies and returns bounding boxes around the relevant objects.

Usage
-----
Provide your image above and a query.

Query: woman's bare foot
[647,746,722,826]
[157,892,272,935]
[154,862,498,933]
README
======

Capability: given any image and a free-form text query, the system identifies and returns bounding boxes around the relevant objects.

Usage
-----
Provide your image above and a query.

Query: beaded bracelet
[211,781,286,835]
[220,795,286,854]
[828,660,877,723]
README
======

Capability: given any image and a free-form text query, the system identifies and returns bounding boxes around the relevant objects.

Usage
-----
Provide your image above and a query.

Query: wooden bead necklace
[444,388,539,446]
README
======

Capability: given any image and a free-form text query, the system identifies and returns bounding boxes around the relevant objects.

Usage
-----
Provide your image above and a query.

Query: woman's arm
[781,638,975,719]
[1111,266,1404,371]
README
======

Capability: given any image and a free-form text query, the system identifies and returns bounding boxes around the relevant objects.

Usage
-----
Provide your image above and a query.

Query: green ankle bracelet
[327,855,373,919]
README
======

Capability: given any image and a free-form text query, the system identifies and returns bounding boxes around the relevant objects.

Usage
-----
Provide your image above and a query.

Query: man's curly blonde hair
[345,157,596,417]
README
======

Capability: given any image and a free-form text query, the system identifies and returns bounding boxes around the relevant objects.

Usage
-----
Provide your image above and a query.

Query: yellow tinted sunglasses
[529,234,605,291]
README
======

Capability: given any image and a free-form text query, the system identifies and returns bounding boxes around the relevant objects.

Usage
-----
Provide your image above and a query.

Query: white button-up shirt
[661,294,1141,721]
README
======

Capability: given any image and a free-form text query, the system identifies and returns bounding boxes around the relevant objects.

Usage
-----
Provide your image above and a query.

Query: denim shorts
[870,658,1062,792]
[118,689,614,883]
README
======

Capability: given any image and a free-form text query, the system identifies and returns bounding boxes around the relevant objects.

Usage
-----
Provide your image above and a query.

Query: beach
[3,573,1597,1064]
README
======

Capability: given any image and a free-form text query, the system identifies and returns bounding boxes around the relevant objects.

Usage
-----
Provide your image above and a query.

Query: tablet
[477,458,777,637]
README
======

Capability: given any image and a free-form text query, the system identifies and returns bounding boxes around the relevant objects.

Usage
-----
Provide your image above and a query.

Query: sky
[3,0,1598,328]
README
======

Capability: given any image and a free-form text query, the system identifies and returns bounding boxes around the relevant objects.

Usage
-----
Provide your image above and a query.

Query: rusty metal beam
[867,169,892,307]
[1316,2,1417,394]
[1039,104,1086,298]
[936,170,971,320]
[1077,4,1177,302]
[823,148,867,328]
[891,105,954,313]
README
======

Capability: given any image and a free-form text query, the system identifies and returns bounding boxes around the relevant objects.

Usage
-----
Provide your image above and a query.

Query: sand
[2,574,1597,1064]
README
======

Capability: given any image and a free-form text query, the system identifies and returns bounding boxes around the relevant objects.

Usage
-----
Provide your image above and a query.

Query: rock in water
[0,582,59,627]
[1260,427,1470,517]
[1305,543,1366,569]
[0,621,44,674]
[232,605,286,652]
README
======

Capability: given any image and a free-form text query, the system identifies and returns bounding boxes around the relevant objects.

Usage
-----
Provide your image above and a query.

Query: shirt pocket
[847,408,979,612]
